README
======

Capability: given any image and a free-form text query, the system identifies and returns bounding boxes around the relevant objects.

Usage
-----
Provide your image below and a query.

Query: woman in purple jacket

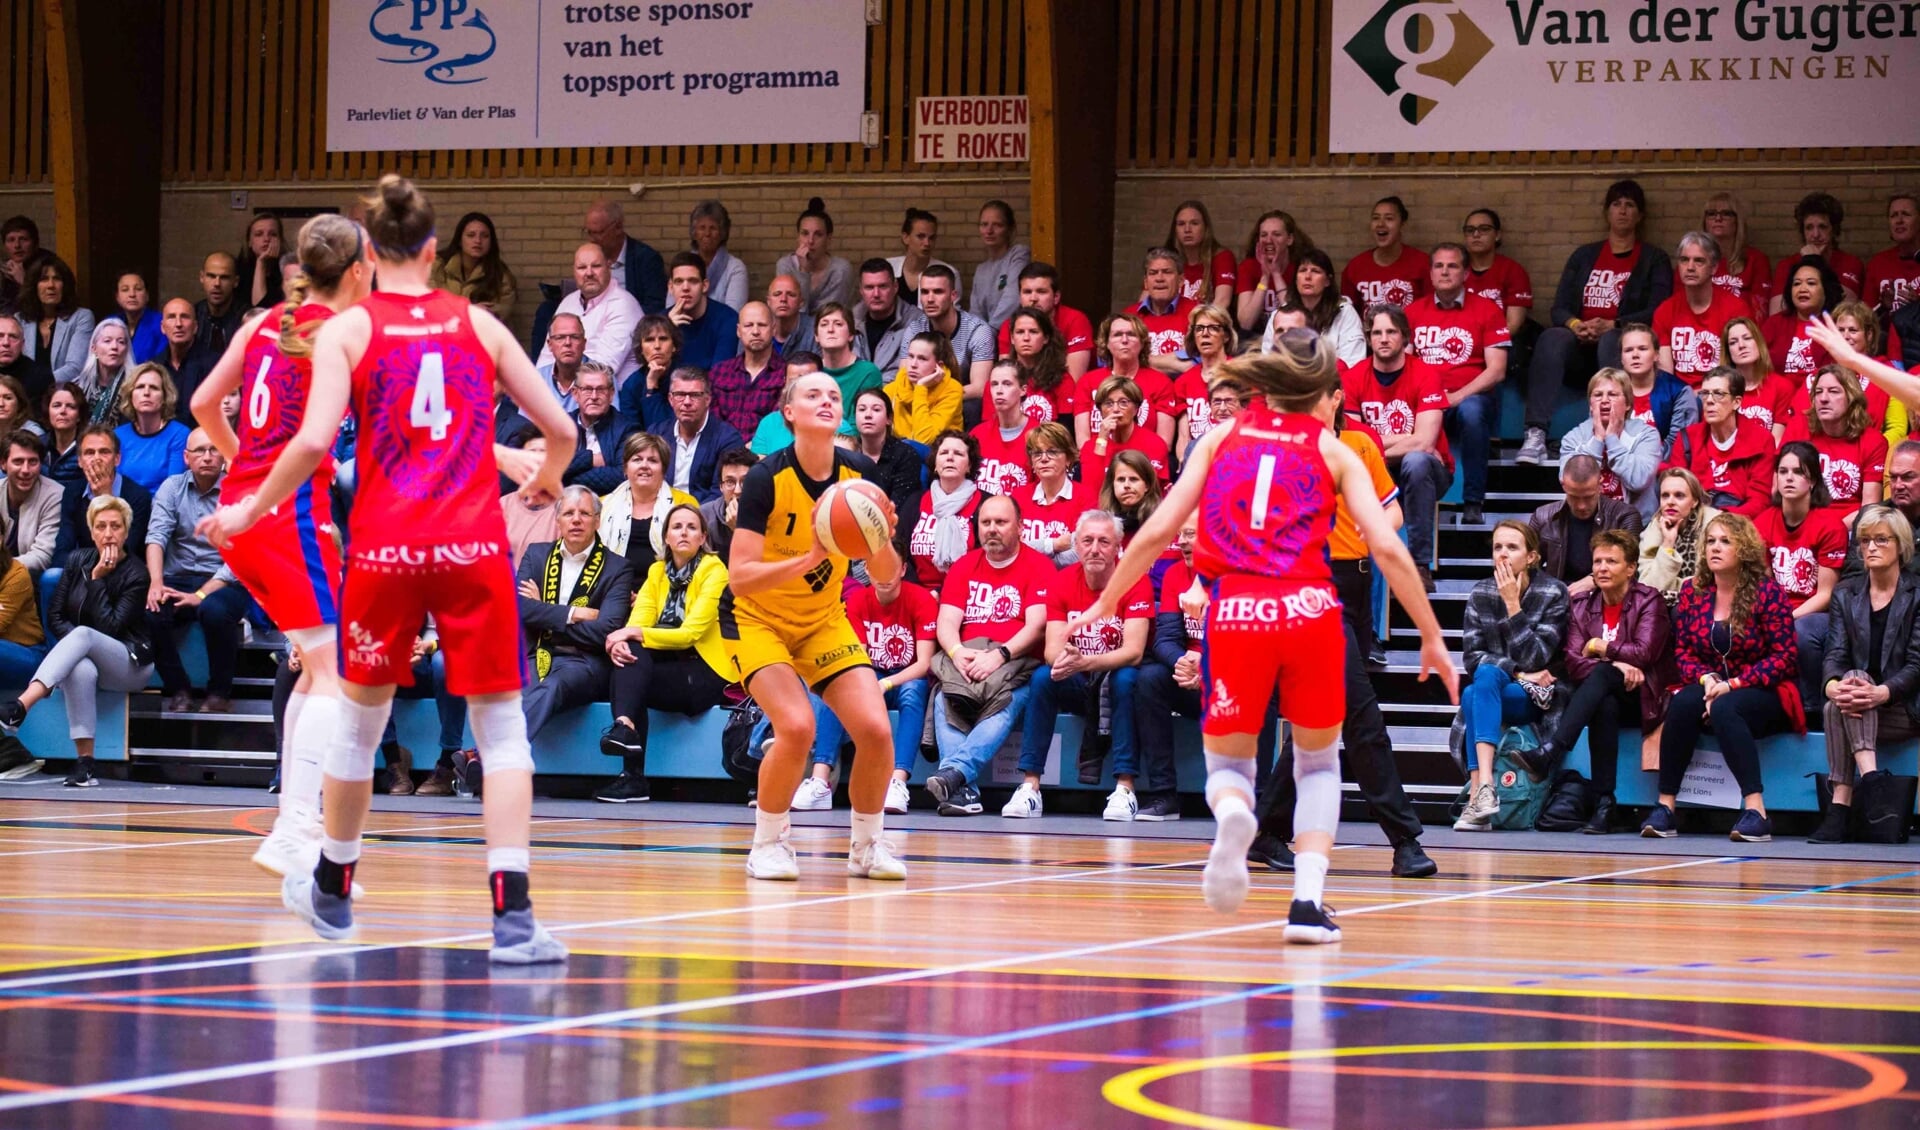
[1642,512,1801,842]
[1536,529,1671,833]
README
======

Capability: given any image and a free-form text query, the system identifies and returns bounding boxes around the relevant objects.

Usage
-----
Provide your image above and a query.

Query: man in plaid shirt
[707,300,787,438]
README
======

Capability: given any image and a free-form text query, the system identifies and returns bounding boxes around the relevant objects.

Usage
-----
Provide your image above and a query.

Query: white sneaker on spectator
[884,778,911,815]
[746,838,800,881]
[1001,783,1043,819]
[1516,428,1549,465]
[1102,787,1138,821]
[847,838,907,880]
[792,777,833,811]
[1453,783,1499,832]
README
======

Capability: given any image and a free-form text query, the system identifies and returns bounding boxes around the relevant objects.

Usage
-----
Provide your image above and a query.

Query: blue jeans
[1020,665,1138,778]
[934,684,1032,785]
[811,677,931,773]
[0,639,49,690]
[387,650,469,754]
[1459,664,1538,769]
[1443,386,1501,507]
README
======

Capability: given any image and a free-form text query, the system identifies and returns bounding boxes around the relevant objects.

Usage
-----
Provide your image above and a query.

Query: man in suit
[646,366,742,504]
[1,429,64,576]
[584,200,667,315]
[563,361,638,496]
[56,424,152,558]
[515,486,634,739]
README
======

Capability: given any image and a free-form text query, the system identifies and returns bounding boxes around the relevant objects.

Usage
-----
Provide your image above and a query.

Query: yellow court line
[0,939,323,976]
[1330,979,1920,1014]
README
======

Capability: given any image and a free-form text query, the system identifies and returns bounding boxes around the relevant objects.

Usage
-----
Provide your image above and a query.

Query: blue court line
[1750,868,1920,905]
[460,957,1442,1130]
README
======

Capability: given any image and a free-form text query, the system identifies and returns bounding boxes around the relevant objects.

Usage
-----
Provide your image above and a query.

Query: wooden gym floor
[0,793,1915,1128]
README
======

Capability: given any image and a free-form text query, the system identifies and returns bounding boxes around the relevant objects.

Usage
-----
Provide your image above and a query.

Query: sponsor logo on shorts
[1212,586,1338,627]
[1207,678,1239,721]
[346,620,389,670]
[813,643,866,669]
[352,540,505,572]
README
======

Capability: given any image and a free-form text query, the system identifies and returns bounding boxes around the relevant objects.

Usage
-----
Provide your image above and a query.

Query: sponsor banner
[915,96,1030,163]
[1331,0,1920,152]
[328,0,865,151]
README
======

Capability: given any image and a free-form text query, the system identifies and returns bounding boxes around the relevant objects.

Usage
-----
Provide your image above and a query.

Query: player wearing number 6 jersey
[723,372,910,882]
[1067,329,1458,945]
[191,214,371,884]
[200,176,579,963]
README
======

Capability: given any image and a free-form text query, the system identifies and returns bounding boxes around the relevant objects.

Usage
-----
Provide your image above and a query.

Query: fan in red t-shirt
[1782,370,1887,520]
[1697,191,1772,315]
[1235,210,1303,334]
[1166,200,1238,308]
[1135,250,1199,369]
[1080,376,1171,491]
[1753,443,1848,612]
[970,362,1037,497]
[1463,208,1533,334]
[1344,196,1429,309]
[1864,193,1920,315]
[1770,194,1864,315]
[1006,307,1080,429]
[936,500,1055,648]
[1654,233,1754,387]
[1404,246,1511,396]
[1723,316,1794,438]
[1076,314,1176,449]
[994,264,1095,379]
[1764,256,1845,382]
[909,433,983,592]
[1781,305,1896,438]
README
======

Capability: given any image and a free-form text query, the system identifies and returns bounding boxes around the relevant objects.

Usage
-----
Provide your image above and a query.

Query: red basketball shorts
[336,539,526,697]
[220,476,342,634]
[1199,574,1346,736]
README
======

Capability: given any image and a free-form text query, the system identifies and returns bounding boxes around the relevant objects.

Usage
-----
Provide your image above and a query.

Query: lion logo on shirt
[1820,452,1861,502]
[1021,394,1056,425]
[1771,544,1818,598]
[1357,279,1415,307]
[864,623,915,669]
[1362,399,1415,436]
[1413,325,1475,366]
[966,581,1024,624]
[1673,327,1721,374]
[1783,336,1816,374]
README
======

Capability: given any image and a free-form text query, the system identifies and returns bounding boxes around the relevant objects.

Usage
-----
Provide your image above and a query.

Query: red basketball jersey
[348,291,506,549]
[1192,405,1336,584]
[226,302,338,498]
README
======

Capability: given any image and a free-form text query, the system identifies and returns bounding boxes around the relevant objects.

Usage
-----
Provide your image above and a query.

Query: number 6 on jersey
[410,352,454,442]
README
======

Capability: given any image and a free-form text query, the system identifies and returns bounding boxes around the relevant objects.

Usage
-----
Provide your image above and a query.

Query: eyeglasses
[1193,324,1226,335]
[548,333,585,343]
[186,446,220,456]
[1101,398,1137,410]
[1704,209,1738,220]
[1209,396,1245,409]
[1698,390,1736,401]
[1462,224,1496,235]
[1031,449,1067,460]
[669,390,708,400]
[576,385,612,396]
[1862,535,1898,548]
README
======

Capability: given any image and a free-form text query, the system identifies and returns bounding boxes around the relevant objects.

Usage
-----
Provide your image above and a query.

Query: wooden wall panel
[1117,0,1920,170]
[2,0,51,184]
[160,0,1027,183]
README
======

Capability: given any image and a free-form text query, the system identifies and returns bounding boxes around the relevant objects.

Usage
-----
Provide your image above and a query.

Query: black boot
[1809,802,1851,844]
[1391,840,1438,878]
[1582,793,1617,835]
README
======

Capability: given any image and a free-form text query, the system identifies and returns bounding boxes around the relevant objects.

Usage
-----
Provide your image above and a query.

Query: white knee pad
[1292,740,1341,837]
[470,697,535,775]
[322,696,390,782]
[1204,753,1257,812]
[284,625,336,656]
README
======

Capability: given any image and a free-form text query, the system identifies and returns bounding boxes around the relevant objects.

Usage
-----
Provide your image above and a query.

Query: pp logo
[1344,0,1493,126]
[368,0,497,86]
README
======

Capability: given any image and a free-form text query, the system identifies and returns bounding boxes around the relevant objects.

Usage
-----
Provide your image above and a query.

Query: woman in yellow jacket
[883,331,965,443]
[592,503,733,803]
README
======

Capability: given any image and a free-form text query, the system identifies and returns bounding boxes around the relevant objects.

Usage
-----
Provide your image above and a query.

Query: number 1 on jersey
[1249,453,1276,531]
[411,352,454,442]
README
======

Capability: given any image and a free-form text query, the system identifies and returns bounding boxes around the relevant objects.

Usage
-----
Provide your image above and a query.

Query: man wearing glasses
[538,313,588,413]
[562,361,638,496]
[144,427,256,715]
[645,366,741,503]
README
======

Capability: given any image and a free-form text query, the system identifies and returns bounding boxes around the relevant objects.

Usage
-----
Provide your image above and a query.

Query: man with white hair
[514,486,633,740]
[583,199,667,315]
[1006,508,1152,822]
[1654,231,1751,384]
[538,244,643,386]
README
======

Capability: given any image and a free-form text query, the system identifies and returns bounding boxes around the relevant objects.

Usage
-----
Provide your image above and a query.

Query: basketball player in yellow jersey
[722,372,910,882]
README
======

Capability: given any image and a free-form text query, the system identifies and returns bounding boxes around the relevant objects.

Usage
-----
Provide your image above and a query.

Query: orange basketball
[813,479,893,560]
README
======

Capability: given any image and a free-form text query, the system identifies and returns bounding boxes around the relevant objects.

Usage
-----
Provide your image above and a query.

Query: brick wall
[1112,166,1920,315]
[155,176,1031,345]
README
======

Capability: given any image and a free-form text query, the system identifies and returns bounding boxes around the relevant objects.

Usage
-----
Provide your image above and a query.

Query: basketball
[812,479,893,560]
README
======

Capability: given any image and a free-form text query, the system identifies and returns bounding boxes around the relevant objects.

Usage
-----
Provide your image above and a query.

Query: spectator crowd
[1,180,1918,848]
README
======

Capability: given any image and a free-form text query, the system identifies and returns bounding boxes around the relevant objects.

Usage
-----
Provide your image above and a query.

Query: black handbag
[1534,770,1597,832]
[720,695,764,785]
[1813,771,1918,844]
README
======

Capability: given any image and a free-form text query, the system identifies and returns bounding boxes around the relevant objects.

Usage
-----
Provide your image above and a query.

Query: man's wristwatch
[995,645,1012,663]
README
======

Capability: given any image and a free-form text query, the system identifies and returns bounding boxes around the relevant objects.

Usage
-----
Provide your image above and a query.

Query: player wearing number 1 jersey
[201,176,579,963]
[191,215,370,883]
[1067,330,1457,946]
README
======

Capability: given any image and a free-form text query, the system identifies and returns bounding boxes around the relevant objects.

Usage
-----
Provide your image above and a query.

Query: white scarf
[598,481,678,558]
[928,478,977,572]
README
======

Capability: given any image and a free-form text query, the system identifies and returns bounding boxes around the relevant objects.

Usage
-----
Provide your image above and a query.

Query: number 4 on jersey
[411,352,454,442]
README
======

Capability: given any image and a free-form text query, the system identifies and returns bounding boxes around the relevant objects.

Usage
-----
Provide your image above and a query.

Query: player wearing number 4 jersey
[191,214,370,887]
[722,371,910,882]
[200,176,580,963]
[1068,330,1457,945]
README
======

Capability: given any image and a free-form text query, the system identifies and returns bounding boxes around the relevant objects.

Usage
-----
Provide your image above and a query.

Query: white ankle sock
[754,809,790,847]
[850,811,882,847]
[321,836,361,865]
[1294,851,1329,905]
[487,847,530,873]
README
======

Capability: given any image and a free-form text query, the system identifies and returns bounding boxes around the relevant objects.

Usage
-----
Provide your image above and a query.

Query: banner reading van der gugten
[327,0,866,151]
[1331,0,1920,153]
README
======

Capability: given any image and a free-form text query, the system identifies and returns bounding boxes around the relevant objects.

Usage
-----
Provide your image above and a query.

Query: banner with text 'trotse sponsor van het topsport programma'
[1331,0,1920,152]
[327,0,865,151]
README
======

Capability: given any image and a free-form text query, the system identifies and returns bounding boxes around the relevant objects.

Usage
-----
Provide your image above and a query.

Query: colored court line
[1103,1040,1908,1130]
[0,855,1737,1116]
[1751,868,1920,904]
[0,852,1205,994]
